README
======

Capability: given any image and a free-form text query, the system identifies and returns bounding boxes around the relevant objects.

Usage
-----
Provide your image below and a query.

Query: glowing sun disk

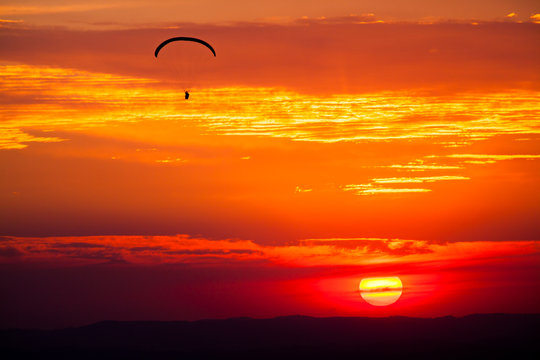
[359,277,403,306]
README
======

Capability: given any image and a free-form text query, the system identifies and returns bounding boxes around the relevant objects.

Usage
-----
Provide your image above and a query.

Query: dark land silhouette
[1,314,538,359]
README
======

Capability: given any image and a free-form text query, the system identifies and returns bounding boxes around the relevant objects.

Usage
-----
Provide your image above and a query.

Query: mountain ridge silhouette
[2,313,538,359]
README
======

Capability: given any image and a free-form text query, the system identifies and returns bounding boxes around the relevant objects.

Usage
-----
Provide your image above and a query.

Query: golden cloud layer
[2,65,540,150]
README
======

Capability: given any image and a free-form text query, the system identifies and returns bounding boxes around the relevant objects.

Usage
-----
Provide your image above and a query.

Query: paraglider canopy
[154,37,216,58]
[154,36,216,95]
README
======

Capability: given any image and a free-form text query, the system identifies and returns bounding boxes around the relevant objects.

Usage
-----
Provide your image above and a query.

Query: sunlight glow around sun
[359,277,403,306]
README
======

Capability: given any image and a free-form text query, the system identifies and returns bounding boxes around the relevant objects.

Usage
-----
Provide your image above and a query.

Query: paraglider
[154,37,216,100]
[154,37,217,58]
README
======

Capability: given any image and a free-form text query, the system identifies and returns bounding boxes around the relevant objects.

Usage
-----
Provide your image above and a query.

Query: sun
[359,277,403,306]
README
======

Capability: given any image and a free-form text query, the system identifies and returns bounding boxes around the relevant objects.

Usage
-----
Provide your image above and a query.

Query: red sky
[1,1,539,328]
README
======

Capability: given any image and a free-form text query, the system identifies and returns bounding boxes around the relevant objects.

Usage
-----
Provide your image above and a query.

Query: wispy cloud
[371,176,470,184]
[0,19,23,23]
[299,237,432,255]
[0,128,65,149]
[429,153,540,165]
[1,235,538,268]
[342,184,431,195]
[341,175,469,195]
[446,154,540,160]
[3,65,539,150]
[295,13,383,25]
[384,161,463,172]
[0,2,137,16]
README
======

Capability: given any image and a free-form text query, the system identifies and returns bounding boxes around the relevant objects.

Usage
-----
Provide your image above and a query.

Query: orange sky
[1,0,539,27]
[1,1,539,328]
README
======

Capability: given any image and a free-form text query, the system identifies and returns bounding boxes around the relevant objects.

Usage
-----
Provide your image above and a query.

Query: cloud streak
[2,65,539,150]
[1,235,538,268]
[341,175,470,195]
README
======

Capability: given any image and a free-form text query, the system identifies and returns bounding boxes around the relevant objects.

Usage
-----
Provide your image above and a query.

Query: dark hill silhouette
[1,314,539,359]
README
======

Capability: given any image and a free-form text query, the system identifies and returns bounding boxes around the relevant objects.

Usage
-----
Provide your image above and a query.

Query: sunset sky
[1,0,539,329]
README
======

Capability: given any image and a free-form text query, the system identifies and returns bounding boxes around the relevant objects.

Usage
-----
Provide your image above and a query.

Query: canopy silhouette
[154,37,217,58]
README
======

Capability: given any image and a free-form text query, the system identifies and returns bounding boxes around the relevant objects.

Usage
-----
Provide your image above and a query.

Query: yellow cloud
[341,175,468,195]
[386,163,463,171]
[0,128,65,150]
[447,154,540,161]
[2,65,540,150]
[342,184,431,195]
[0,3,128,16]
[371,176,469,184]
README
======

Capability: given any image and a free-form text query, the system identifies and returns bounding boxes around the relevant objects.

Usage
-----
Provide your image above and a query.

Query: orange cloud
[2,235,538,269]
